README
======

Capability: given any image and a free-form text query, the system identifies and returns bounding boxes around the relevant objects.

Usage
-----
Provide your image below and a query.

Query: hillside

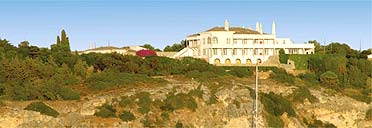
[0,74,371,127]
[0,34,371,127]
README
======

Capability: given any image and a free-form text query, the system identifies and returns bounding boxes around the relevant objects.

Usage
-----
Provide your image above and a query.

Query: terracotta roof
[206,27,262,34]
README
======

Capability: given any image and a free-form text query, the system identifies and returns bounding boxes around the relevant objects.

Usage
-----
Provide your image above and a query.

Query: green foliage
[163,40,186,52]
[188,86,204,99]
[233,99,241,109]
[270,68,295,84]
[58,87,80,100]
[366,109,372,120]
[161,112,170,120]
[119,95,135,108]
[85,70,166,90]
[290,87,318,103]
[94,103,117,118]
[266,113,284,127]
[175,121,184,128]
[344,92,371,104]
[307,119,336,128]
[279,49,288,64]
[320,71,340,89]
[298,72,319,86]
[225,67,253,77]
[135,92,152,114]
[119,111,136,122]
[260,92,296,117]
[24,102,59,117]
[161,93,198,111]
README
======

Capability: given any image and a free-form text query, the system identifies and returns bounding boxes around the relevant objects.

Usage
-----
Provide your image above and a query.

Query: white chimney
[272,21,276,35]
[256,22,260,31]
[259,23,263,34]
[224,20,229,31]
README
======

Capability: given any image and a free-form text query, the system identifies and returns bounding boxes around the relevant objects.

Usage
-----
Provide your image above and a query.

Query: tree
[73,59,88,79]
[308,40,324,54]
[279,49,288,64]
[142,44,155,50]
[163,40,186,52]
[320,71,340,89]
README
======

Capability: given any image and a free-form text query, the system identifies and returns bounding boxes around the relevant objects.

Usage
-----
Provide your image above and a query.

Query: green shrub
[86,70,166,90]
[119,95,134,108]
[279,49,288,64]
[266,113,283,127]
[345,93,372,104]
[175,121,183,128]
[366,109,372,120]
[226,67,253,78]
[320,71,340,89]
[233,99,241,109]
[270,68,295,84]
[260,92,296,117]
[307,119,336,128]
[290,87,318,103]
[119,111,136,122]
[188,86,204,99]
[94,103,116,118]
[161,112,170,120]
[24,102,59,117]
[298,72,319,86]
[161,93,197,111]
[135,92,152,114]
[59,87,80,100]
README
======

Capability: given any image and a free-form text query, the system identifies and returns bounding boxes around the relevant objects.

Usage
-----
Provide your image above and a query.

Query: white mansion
[173,20,315,65]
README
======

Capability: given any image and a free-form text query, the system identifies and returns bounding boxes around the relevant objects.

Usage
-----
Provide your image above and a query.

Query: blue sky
[0,0,371,51]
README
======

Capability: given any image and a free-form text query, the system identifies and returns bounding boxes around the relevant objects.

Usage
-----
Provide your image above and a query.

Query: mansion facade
[173,20,315,65]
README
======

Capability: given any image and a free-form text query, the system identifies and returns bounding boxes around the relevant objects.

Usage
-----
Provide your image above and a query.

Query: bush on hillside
[119,111,136,122]
[366,109,372,120]
[226,67,253,78]
[85,70,166,90]
[320,71,340,89]
[270,68,295,84]
[161,93,198,111]
[59,87,80,100]
[298,72,319,86]
[260,92,296,117]
[24,102,59,117]
[94,103,117,118]
[279,49,288,64]
[290,87,318,103]
[266,113,284,127]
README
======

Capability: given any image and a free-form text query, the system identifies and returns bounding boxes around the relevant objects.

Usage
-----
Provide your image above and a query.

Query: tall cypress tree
[57,36,61,45]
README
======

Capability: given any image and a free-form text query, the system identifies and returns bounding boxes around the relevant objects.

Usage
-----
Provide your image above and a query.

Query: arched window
[225,59,231,64]
[246,59,252,64]
[207,37,211,44]
[214,58,220,64]
[257,59,262,64]
[212,37,218,44]
[236,59,241,64]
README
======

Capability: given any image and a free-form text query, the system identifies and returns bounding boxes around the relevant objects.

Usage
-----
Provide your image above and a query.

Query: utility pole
[252,63,259,128]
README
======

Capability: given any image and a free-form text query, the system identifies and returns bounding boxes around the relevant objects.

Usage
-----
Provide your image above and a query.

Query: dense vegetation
[24,102,59,117]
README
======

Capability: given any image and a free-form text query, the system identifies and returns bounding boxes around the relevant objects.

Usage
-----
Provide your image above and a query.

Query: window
[232,48,237,55]
[212,37,218,44]
[233,39,237,44]
[207,37,211,44]
[203,49,206,55]
[242,49,245,55]
[203,38,205,44]
[243,39,248,44]
[222,48,227,55]
[226,38,230,44]
[213,49,217,55]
